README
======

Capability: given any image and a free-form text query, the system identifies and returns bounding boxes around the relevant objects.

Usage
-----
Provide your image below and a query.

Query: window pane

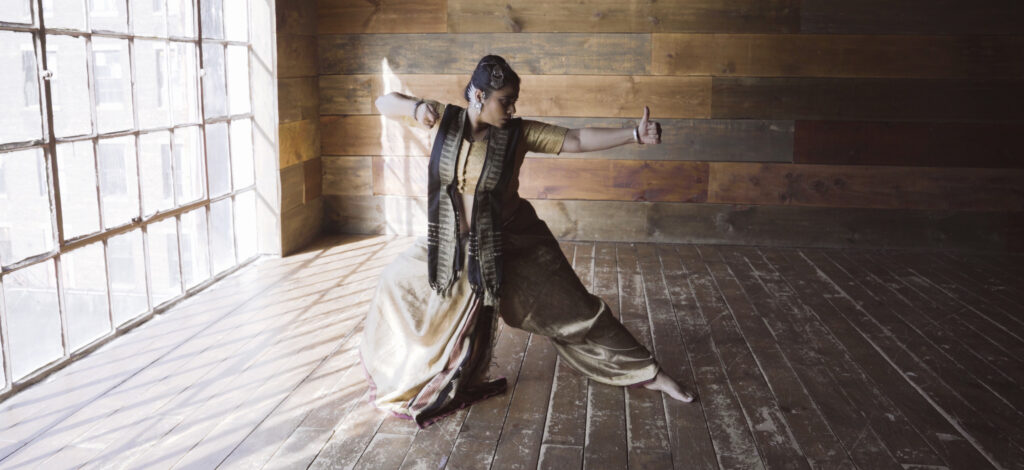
[135,40,170,130]
[3,260,63,381]
[226,45,249,115]
[89,0,127,32]
[139,131,173,215]
[205,122,230,197]
[201,43,226,119]
[62,242,111,351]
[107,229,147,325]
[209,198,234,274]
[46,35,93,138]
[0,0,32,23]
[147,217,180,305]
[169,42,199,125]
[131,0,167,37]
[44,0,88,30]
[0,32,43,145]
[180,207,209,288]
[173,126,204,204]
[56,141,101,239]
[230,118,253,189]
[223,0,247,41]
[199,0,223,39]
[92,37,133,133]
[0,148,55,266]
[234,189,256,261]
[167,0,194,38]
[97,135,139,228]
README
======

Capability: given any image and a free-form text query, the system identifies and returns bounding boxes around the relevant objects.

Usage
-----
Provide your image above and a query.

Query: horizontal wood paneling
[518,159,708,202]
[279,119,321,168]
[711,77,1024,121]
[321,75,711,119]
[323,156,373,196]
[317,0,446,34]
[281,162,305,211]
[303,158,322,202]
[540,118,792,162]
[654,34,1024,79]
[372,156,427,197]
[324,195,427,235]
[277,0,316,35]
[282,196,323,255]
[447,0,800,33]
[318,34,650,75]
[321,116,783,162]
[323,196,1024,252]
[321,115,433,157]
[794,121,1024,168]
[277,34,318,78]
[801,0,1024,34]
[279,77,320,123]
[708,162,1024,211]
[371,156,709,202]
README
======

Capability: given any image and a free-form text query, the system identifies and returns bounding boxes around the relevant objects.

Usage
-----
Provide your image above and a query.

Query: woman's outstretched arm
[560,106,661,153]
[375,92,439,127]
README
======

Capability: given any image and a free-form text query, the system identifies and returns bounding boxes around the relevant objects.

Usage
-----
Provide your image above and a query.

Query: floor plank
[0,235,1019,470]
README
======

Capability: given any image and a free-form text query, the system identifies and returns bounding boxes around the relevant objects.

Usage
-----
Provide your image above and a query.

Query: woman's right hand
[416,102,439,128]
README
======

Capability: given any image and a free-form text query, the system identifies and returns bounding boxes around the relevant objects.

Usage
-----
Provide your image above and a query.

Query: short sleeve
[521,120,569,155]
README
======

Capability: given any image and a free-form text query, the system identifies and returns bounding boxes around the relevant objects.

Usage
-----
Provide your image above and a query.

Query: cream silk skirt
[360,201,659,427]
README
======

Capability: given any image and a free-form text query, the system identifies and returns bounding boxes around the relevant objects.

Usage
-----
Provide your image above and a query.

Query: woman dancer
[362,55,694,427]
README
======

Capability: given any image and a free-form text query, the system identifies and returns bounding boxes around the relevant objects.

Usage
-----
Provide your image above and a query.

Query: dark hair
[464,55,520,102]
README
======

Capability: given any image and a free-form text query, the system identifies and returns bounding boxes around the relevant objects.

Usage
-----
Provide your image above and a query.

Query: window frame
[0,0,260,396]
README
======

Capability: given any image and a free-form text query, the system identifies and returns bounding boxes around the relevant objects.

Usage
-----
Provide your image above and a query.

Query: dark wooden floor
[1,235,1023,469]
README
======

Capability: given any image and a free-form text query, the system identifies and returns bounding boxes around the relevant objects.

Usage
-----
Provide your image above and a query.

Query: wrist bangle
[413,100,425,118]
[633,126,641,144]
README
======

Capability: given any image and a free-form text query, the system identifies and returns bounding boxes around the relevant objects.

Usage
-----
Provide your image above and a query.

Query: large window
[0,0,259,392]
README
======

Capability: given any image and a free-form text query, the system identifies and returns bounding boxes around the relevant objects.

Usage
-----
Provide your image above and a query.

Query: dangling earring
[473,102,482,110]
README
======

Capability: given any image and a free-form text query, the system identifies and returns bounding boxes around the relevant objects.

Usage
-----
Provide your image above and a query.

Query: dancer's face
[476,85,518,128]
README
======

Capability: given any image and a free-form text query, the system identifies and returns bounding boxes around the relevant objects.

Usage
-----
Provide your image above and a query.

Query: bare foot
[643,371,695,403]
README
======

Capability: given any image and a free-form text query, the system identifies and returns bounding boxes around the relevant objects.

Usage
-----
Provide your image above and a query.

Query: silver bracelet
[633,126,641,144]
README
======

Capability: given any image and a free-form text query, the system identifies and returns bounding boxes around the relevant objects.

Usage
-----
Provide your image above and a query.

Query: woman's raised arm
[375,92,439,127]
[560,106,661,153]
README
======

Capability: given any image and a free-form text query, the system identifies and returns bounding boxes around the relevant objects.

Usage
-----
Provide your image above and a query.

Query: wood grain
[320,115,433,157]
[277,34,317,78]
[696,246,852,468]
[447,0,800,33]
[323,156,373,196]
[711,77,1024,121]
[368,157,708,202]
[518,159,708,203]
[317,0,446,34]
[280,162,305,211]
[720,247,927,468]
[303,157,322,202]
[707,162,1024,211]
[279,77,320,123]
[276,0,316,35]
[282,197,323,255]
[801,0,1024,34]
[320,74,711,119]
[794,121,1024,168]
[318,34,650,75]
[279,118,320,168]
[654,34,1024,79]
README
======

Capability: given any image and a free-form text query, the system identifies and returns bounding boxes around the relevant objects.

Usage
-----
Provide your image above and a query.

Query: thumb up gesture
[636,106,662,145]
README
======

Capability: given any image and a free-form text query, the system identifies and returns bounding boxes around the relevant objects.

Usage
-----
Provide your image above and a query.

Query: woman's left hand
[637,106,662,144]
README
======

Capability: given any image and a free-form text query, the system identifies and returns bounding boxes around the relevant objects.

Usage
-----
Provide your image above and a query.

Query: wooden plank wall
[278,0,324,254]
[315,0,1024,252]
